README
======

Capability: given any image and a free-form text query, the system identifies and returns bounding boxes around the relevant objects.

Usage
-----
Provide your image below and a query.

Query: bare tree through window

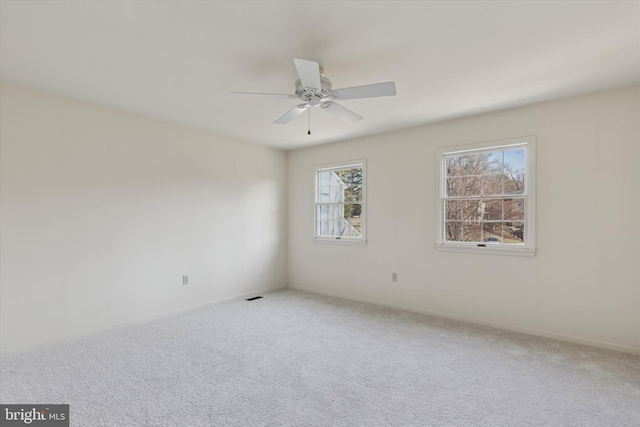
[444,148,525,244]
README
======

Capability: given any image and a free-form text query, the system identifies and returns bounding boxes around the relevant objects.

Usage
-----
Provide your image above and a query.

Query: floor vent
[246,296,263,301]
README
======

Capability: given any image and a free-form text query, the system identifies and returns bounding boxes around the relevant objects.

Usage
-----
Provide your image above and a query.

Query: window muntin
[315,162,365,243]
[437,138,535,255]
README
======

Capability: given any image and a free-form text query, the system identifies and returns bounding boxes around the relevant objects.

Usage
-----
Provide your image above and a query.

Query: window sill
[435,244,536,257]
[313,238,367,246]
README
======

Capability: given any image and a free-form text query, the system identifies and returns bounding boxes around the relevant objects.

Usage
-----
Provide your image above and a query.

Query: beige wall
[2,82,638,355]
[0,82,288,352]
[288,85,640,354]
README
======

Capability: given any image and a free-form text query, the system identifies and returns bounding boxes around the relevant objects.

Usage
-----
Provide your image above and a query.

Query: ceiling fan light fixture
[308,95,322,106]
[232,58,396,128]
[295,75,333,98]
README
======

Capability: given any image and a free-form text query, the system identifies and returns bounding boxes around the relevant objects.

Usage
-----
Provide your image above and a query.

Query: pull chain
[307,106,311,135]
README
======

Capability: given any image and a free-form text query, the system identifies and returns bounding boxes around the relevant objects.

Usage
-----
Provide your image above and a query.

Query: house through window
[315,161,366,244]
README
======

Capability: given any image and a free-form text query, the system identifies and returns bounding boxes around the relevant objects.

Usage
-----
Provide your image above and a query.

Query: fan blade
[331,81,396,100]
[274,104,309,124]
[230,92,294,98]
[321,102,363,123]
[293,58,322,91]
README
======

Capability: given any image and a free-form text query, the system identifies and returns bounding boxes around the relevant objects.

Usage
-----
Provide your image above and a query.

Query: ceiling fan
[231,59,396,133]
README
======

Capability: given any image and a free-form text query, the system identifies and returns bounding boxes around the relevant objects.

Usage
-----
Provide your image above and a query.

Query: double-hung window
[314,160,366,244]
[436,137,536,256]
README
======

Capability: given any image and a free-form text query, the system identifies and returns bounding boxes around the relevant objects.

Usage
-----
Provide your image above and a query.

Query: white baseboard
[1,285,286,357]
[288,284,640,356]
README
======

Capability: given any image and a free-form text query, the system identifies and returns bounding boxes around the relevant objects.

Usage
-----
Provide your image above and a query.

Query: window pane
[317,204,341,222]
[483,222,502,243]
[445,200,463,220]
[463,222,482,242]
[318,171,332,188]
[343,204,362,236]
[336,168,363,202]
[445,156,461,177]
[317,204,327,220]
[329,185,342,201]
[326,217,342,236]
[316,203,362,237]
[504,222,524,244]
[504,173,525,194]
[445,222,463,242]
[318,168,363,203]
[483,151,504,174]
[461,154,482,173]
[446,177,465,197]
[449,175,490,197]
[463,200,482,221]
[504,198,524,220]
[318,187,331,203]
[463,175,482,196]
[446,154,483,178]
[504,148,525,174]
[482,174,503,196]
[316,220,327,236]
[483,199,502,221]
[445,156,465,177]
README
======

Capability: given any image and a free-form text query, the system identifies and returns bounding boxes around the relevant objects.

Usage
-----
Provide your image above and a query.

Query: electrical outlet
[183,275,188,285]
[392,273,398,282]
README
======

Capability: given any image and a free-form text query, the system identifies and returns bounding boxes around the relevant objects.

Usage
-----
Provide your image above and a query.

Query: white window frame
[435,136,536,257]
[313,159,367,246]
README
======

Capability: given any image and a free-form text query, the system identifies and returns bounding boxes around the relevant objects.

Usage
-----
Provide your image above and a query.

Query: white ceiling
[1,1,639,150]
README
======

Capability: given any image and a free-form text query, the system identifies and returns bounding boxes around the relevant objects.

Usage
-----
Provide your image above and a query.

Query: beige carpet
[2,289,639,426]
